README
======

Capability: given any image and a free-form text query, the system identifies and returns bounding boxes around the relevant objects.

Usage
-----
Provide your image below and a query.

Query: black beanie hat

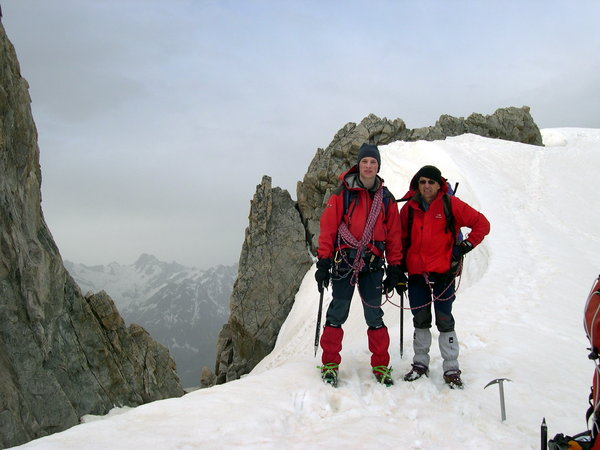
[356,143,381,171]
[411,165,443,189]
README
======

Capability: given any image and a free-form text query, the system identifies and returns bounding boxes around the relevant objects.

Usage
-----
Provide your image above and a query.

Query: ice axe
[484,378,512,421]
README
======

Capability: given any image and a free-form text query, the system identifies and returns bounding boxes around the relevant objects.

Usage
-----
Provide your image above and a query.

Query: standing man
[399,165,490,389]
[314,143,404,387]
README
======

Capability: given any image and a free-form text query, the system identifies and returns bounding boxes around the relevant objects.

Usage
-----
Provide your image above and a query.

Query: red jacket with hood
[317,166,402,266]
[399,175,490,275]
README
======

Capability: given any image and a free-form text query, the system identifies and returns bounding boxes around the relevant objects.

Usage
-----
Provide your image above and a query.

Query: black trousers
[408,274,456,332]
[326,268,385,329]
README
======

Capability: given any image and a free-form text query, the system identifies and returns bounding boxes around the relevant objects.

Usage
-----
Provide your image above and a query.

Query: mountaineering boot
[443,369,463,389]
[403,363,429,382]
[319,363,339,387]
[439,330,460,374]
[413,328,432,369]
[373,366,394,387]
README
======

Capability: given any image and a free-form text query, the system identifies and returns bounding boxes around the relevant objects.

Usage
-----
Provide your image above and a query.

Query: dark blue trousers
[408,274,456,332]
[326,269,385,329]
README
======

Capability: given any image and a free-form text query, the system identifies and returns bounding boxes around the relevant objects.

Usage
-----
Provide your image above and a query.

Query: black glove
[395,271,408,295]
[383,265,405,294]
[452,240,473,259]
[447,241,472,281]
[315,258,332,293]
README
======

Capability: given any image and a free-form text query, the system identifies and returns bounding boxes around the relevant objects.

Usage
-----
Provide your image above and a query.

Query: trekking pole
[400,290,405,359]
[314,289,325,358]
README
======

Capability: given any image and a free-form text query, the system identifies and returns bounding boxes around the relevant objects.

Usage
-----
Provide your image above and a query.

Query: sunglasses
[419,179,437,185]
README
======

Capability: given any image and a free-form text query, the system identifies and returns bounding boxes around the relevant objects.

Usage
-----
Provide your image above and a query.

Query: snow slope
[13,128,600,449]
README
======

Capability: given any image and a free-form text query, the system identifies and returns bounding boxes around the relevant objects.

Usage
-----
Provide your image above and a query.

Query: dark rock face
[213,176,312,384]
[0,23,184,448]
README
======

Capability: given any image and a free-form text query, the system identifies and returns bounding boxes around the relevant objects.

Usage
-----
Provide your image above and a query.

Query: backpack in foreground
[583,274,600,446]
[548,274,600,449]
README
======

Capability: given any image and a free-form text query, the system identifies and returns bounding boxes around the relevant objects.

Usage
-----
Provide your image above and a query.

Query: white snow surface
[13,129,600,449]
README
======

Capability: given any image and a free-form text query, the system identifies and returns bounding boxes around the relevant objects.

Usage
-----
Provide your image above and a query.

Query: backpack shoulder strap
[443,194,457,245]
[342,187,358,217]
[381,186,393,212]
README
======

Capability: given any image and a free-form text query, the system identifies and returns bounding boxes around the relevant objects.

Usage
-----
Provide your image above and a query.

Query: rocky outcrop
[213,176,312,384]
[410,106,543,145]
[0,23,184,448]
[297,106,543,251]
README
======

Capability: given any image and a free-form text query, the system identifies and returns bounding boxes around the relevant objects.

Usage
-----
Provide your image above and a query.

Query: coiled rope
[336,186,383,286]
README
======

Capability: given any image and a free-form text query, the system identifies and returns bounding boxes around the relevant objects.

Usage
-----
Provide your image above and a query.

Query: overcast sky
[2,0,599,270]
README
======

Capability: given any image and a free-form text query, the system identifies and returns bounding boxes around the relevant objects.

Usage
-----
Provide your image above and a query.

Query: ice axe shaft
[314,289,325,358]
[484,378,512,421]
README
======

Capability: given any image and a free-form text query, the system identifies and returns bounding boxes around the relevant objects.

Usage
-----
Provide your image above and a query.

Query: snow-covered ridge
[19,129,600,449]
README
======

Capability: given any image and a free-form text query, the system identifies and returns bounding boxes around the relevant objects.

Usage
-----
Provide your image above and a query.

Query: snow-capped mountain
[64,254,237,387]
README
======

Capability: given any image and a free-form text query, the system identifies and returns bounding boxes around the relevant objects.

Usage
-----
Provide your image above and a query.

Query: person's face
[418,177,440,203]
[358,157,378,182]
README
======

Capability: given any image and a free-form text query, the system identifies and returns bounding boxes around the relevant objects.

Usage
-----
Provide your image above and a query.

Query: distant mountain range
[64,254,237,387]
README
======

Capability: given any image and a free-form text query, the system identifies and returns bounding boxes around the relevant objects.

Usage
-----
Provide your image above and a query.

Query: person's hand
[383,265,405,294]
[453,240,473,259]
[395,271,408,295]
[315,258,332,293]
[446,241,472,282]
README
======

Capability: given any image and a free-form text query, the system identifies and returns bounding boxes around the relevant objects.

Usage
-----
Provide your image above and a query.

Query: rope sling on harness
[336,186,384,286]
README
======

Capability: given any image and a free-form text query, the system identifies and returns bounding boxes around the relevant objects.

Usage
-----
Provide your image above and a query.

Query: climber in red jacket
[399,165,490,389]
[314,143,404,387]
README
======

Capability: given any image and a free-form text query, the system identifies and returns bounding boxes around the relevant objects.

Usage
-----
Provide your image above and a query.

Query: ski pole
[314,288,324,358]
[400,290,404,359]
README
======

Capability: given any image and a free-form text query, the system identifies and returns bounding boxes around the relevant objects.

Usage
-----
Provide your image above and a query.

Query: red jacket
[399,179,490,275]
[317,166,402,266]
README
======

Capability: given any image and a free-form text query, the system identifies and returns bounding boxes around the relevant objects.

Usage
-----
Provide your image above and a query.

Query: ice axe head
[484,378,512,389]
